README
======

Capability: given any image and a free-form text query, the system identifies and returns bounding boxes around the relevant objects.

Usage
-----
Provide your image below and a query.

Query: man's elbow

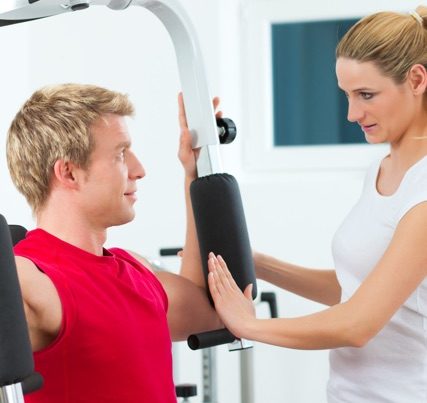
[169,310,222,342]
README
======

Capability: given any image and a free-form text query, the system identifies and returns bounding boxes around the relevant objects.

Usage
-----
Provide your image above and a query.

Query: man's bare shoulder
[15,256,62,350]
[15,255,48,288]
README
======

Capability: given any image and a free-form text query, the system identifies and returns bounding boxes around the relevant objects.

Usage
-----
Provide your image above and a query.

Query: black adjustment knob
[71,3,90,11]
[216,117,237,144]
[176,383,197,398]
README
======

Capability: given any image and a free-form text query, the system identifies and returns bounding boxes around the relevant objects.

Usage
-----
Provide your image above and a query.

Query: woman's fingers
[243,283,253,300]
[216,255,240,291]
[208,253,249,295]
[208,253,229,293]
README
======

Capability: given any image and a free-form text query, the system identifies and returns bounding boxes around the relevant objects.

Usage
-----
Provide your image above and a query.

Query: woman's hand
[177,92,222,179]
[207,252,256,339]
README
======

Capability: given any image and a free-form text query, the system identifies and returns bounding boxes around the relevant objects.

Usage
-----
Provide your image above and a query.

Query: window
[272,19,361,146]
[240,1,387,172]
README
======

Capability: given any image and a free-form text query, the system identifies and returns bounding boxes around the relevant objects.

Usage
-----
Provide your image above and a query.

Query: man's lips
[124,191,137,200]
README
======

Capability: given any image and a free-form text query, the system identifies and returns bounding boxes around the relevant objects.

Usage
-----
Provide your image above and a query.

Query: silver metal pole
[202,348,218,403]
[0,384,24,403]
[240,348,255,403]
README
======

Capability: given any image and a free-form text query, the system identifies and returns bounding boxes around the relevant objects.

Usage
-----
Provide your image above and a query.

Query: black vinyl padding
[21,371,44,395]
[0,214,34,387]
[190,173,257,303]
[9,225,28,247]
[188,328,236,350]
[0,18,42,27]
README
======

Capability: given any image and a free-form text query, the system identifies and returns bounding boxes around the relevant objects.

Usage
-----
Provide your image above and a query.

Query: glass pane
[272,18,363,146]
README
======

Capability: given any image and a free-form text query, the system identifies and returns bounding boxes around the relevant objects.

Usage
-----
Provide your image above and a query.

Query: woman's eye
[360,92,374,100]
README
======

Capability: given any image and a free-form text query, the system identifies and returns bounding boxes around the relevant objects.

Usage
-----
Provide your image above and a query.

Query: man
[6,83,221,402]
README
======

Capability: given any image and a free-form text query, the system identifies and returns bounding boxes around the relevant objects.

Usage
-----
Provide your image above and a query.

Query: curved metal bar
[131,0,222,177]
[0,0,223,176]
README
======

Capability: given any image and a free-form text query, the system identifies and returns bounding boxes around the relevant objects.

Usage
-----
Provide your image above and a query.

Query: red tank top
[15,229,176,403]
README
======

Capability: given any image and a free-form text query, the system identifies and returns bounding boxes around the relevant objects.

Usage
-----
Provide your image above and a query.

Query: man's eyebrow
[115,141,132,150]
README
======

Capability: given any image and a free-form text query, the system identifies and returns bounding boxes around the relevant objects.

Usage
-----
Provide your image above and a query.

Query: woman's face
[336,57,421,145]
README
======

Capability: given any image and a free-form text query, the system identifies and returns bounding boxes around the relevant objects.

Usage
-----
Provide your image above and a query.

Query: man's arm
[156,271,221,341]
[177,93,223,286]
[15,256,62,351]
[127,251,221,341]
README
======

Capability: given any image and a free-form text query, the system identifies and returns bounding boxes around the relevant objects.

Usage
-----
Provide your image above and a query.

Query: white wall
[0,1,420,402]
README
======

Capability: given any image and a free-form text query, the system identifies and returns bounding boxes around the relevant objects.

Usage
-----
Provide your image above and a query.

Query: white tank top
[328,155,427,403]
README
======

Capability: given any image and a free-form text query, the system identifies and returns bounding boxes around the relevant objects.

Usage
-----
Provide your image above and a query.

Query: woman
[207,6,427,402]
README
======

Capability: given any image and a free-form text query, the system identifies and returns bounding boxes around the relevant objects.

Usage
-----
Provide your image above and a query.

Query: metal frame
[0,2,250,402]
[0,384,24,403]
[0,0,223,177]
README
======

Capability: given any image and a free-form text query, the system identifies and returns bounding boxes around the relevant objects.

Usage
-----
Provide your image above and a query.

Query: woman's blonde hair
[6,83,134,214]
[336,6,427,83]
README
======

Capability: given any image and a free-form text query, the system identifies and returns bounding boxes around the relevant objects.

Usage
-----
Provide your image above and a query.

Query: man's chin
[110,210,136,228]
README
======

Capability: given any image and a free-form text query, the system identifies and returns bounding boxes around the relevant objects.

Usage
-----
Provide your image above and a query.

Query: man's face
[76,114,145,229]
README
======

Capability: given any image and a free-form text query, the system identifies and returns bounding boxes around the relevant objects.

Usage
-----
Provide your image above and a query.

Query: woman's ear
[52,159,79,189]
[407,64,427,95]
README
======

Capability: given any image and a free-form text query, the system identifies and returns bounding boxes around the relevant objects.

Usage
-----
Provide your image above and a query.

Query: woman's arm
[254,252,341,306]
[208,202,427,349]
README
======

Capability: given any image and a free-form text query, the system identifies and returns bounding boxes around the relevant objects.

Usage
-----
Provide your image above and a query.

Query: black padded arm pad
[190,173,257,302]
[22,372,43,395]
[9,225,28,247]
[187,328,236,350]
[0,214,34,387]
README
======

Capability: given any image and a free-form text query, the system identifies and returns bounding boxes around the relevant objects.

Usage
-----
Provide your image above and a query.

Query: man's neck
[37,210,107,256]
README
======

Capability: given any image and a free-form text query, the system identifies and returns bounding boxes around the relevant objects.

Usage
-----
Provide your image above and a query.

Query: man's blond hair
[7,83,134,214]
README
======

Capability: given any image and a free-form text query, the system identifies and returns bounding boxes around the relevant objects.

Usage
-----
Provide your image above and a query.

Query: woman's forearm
[243,301,364,349]
[255,253,341,306]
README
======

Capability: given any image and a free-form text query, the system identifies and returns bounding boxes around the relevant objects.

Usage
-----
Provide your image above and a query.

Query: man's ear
[52,159,80,189]
[407,64,427,95]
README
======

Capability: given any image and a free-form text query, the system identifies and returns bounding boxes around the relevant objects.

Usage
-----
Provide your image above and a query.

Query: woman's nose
[347,100,364,123]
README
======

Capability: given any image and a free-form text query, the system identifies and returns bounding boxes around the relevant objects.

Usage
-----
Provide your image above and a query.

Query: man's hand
[177,92,222,179]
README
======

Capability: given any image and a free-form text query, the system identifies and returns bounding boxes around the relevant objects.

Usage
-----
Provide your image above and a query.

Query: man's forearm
[180,175,205,288]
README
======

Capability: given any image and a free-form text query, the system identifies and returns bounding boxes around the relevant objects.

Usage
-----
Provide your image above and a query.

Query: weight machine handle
[187,328,236,350]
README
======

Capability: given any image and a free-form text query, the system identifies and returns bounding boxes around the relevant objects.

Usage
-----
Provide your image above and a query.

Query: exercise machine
[0,1,257,402]
[159,249,278,403]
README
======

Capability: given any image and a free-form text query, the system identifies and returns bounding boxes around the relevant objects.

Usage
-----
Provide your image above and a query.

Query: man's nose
[128,151,145,180]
